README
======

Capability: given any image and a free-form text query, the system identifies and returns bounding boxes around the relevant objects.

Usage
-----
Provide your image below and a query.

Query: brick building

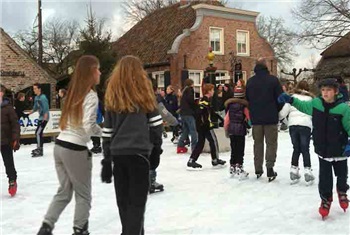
[112,0,276,96]
[0,28,56,107]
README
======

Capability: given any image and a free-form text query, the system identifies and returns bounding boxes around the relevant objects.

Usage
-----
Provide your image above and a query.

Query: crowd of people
[1,55,350,234]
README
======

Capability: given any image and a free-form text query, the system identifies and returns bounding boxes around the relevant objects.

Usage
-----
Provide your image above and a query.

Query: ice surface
[1,132,349,234]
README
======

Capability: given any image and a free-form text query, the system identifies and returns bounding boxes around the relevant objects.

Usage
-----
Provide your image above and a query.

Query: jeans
[289,125,312,168]
[178,115,198,151]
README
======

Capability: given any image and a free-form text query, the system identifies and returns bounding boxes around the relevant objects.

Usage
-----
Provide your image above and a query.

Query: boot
[187,158,202,169]
[149,170,164,193]
[32,147,43,157]
[267,167,277,182]
[304,167,315,183]
[37,222,53,235]
[236,164,249,180]
[319,197,332,219]
[72,222,89,235]
[290,165,301,183]
[8,180,17,197]
[255,171,264,179]
[229,164,237,175]
[212,158,226,167]
[177,146,188,154]
[337,191,349,212]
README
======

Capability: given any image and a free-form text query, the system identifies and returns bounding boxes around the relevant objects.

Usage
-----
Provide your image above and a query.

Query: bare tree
[123,0,228,24]
[292,0,350,49]
[257,16,297,69]
[15,29,38,61]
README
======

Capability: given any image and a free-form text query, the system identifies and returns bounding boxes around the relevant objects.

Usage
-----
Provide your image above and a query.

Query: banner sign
[20,110,61,136]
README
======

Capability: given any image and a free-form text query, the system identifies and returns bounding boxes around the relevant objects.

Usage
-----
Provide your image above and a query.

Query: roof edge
[192,4,259,17]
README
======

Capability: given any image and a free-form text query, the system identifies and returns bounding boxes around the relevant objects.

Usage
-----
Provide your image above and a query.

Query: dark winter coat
[246,64,283,125]
[164,93,178,116]
[339,84,349,103]
[225,98,249,136]
[292,94,350,158]
[14,99,28,120]
[180,86,197,116]
[1,98,20,146]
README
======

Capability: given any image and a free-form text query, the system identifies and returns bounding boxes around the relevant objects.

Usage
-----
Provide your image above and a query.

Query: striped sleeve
[102,127,113,138]
[148,113,163,127]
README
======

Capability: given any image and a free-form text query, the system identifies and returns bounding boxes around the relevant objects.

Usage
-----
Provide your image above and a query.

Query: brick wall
[0,30,56,107]
[172,15,277,88]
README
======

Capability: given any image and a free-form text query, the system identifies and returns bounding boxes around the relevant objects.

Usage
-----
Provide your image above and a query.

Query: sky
[0,0,321,70]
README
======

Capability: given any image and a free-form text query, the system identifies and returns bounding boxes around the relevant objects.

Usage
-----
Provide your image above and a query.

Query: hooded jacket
[224,98,250,136]
[246,64,283,125]
[1,98,20,146]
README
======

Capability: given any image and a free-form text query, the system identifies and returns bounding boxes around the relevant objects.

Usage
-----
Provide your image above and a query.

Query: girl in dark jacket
[224,86,251,179]
[0,85,20,197]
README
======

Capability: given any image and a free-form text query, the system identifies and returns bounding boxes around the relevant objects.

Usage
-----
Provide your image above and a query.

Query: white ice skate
[290,165,301,185]
[236,164,249,181]
[304,167,315,186]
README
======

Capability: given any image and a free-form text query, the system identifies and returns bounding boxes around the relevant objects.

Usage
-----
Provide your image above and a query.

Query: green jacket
[292,94,350,158]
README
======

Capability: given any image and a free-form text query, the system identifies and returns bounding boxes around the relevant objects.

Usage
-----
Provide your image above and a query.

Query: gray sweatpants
[43,144,92,229]
[252,125,278,172]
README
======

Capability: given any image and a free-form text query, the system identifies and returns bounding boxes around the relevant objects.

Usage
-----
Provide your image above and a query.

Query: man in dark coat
[246,58,283,181]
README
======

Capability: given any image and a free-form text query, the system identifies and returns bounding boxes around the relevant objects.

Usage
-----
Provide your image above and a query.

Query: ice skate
[236,164,249,180]
[229,164,237,176]
[319,197,332,220]
[37,222,53,235]
[337,191,349,212]
[72,222,89,235]
[187,159,202,170]
[267,167,277,182]
[149,170,164,194]
[32,148,43,157]
[290,165,301,185]
[90,146,102,154]
[177,146,188,154]
[212,158,226,168]
[304,167,315,185]
[255,171,264,179]
[8,180,17,197]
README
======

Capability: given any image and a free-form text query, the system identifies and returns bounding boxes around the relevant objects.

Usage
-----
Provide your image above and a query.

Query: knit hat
[234,87,245,98]
[318,78,339,89]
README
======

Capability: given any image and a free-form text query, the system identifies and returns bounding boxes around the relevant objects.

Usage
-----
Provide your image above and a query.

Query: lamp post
[280,68,316,85]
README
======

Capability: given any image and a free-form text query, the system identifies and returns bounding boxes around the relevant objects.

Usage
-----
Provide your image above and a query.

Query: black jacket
[246,64,283,125]
[164,94,178,116]
[195,96,214,131]
[1,98,20,146]
[180,86,196,116]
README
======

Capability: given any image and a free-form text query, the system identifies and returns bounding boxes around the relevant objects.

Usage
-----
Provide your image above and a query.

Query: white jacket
[279,92,313,130]
[57,90,102,146]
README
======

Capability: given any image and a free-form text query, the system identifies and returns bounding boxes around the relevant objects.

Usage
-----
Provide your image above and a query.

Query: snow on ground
[1,132,350,235]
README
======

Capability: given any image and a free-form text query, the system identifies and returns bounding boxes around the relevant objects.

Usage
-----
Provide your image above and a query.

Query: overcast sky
[1,0,321,70]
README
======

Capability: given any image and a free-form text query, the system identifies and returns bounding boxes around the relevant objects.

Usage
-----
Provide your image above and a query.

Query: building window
[152,71,165,88]
[242,71,247,84]
[215,70,230,85]
[188,70,203,98]
[236,30,250,56]
[209,27,224,54]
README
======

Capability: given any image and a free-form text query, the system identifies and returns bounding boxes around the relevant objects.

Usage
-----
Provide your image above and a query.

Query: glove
[101,158,112,183]
[12,140,20,152]
[343,139,350,157]
[278,93,293,104]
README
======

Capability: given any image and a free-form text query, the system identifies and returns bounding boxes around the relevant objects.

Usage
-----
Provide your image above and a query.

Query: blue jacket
[33,94,50,121]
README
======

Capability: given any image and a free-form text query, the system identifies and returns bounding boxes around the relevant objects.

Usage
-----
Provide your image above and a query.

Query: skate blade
[290,179,300,185]
[238,174,249,181]
[212,164,226,169]
[187,167,202,171]
[149,189,164,194]
[305,180,314,186]
[268,176,276,182]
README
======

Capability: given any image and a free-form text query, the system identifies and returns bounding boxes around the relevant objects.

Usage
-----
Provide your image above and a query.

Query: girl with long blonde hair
[37,55,102,235]
[101,55,162,235]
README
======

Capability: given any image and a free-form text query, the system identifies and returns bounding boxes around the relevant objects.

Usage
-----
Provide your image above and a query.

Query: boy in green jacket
[278,78,350,219]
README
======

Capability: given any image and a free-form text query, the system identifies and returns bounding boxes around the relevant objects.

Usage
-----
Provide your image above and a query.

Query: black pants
[1,145,17,181]
[319,158,349,201]
[35,120,48,148]
[91,136,101,148]
[289,126,311,167]
[113,155,150,235]
[190,129,218,161]
[229,135,245,165]
[149,147,160,171]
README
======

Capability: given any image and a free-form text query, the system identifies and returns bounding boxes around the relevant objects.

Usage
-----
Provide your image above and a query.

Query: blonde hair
[105,55,156,113]
[203,83,214,95]
[59,55,99,130]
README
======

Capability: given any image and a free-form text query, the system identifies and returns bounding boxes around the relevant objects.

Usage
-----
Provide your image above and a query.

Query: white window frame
[236,30,250,56]
[188,70,204,98]
[209,27,224,55]
[215,70,230,85]
[152,71,165,88]
[242,71,247,84]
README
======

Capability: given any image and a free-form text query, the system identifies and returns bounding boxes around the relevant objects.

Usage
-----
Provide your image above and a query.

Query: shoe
[8,180,17,197]
[187,159,202,169]
[212,158,226,167]
[267,167,277,182]
[319,197,332,219]
[290,165,301,184]
[337,191,349,212]
[304,167,315,183]
[90,146,102,154]
[177,146,188,154]
[32,148,43,157]
[37,222,53,235]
